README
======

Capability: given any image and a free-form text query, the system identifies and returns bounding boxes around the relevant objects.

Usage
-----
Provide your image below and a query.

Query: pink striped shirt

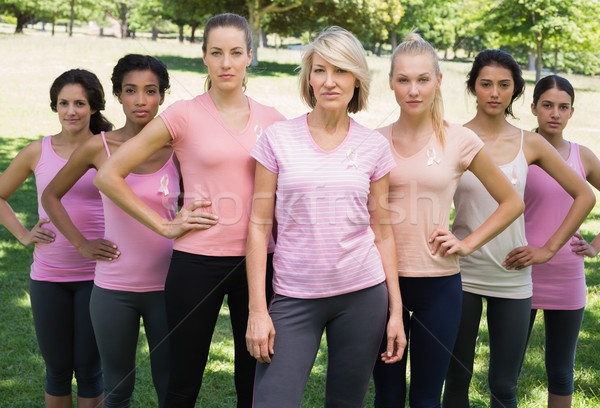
[252,114,396,298]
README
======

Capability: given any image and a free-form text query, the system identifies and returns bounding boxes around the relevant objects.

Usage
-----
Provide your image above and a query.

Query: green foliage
[478,0,600,77]
[395,0,458,52]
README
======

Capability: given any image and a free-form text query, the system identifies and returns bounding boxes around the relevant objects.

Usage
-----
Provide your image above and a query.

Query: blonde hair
[391,32,446,146]
[299,27,370,113]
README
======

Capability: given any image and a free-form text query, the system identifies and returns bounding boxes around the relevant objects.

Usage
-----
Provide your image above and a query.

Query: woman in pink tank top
[444,51,595,408]
[42,55,176,407]
[0,69,112,407]
[521,75,600,408]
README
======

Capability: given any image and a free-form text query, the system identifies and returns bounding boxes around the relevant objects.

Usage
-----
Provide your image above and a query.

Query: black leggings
[29,279,102,398]
[373,274,463,408]
[164,251,273,407]
[526,308,585,396]
[443,292,531,408]
[89,285,170,407]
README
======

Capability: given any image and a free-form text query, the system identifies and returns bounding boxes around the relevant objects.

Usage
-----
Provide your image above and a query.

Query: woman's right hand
[20,219,55,246]
[246,310,276,363]
[571,232,599,257]
[162,200,218,239]
[76,239,120,261]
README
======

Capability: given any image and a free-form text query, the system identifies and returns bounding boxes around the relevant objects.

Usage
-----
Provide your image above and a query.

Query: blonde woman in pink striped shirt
[245,27,406,408]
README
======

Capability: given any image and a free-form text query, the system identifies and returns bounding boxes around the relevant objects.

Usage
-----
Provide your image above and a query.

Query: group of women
[1,11,598,408]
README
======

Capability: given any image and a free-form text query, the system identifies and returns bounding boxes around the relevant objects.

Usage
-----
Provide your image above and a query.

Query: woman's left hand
[428,228,472,257]
[380,314,406,364]
[503,245,554,269]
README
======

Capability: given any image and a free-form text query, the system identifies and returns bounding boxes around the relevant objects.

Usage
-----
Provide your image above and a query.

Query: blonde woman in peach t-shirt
[371,34,523,408]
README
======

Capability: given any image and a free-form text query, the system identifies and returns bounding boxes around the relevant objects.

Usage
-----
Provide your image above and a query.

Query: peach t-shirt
[160,93,285,256]
[380,122,484,277]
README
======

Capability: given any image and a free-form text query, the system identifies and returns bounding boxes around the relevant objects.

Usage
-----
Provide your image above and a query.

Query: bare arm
[369,174,406,364]
[504,134,596,269]
[430,147,524,256]
[0,141,55,246]
[94,117,217,238]
[245,163,277,363]
[570,145,600,257]
[41,137,119,260]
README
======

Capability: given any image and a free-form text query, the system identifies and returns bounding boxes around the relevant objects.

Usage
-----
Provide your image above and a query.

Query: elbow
[586,188,597,212]
[93,168,108,193]
[587,190,596,214]
[505,192,524,223]
[515,196,525,218]
[40,188,56,214]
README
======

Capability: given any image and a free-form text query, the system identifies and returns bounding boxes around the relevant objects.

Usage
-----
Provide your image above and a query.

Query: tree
[162,0,216,42]
[483,0,600,80]
[392,0,459,58]
[245,0,328,66]
[0,0,48,32]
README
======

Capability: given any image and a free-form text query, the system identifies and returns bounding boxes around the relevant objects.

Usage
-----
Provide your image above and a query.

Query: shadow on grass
[155,55,297,78]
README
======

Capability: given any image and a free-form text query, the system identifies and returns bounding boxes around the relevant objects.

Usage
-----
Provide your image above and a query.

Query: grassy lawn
[1,25,599,407]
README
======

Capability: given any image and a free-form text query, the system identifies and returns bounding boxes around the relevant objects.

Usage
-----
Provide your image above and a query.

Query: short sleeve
[371,133,397,182]
[456,126,485,171]
[251,125,279,174]
[159,99,189,147]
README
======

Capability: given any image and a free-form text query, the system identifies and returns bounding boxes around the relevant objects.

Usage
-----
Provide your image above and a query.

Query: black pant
[29,279,102,398]
[373,274,462,408]
[164,251,273,407]
[443,292,531,408]
[526,308,585,396]
[89,285,169,407]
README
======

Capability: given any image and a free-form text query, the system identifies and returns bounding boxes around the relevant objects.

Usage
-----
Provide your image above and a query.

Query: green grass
[1,25,600,407]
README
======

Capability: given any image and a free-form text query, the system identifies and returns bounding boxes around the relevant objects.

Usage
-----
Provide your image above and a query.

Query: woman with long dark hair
[0,69,112,407]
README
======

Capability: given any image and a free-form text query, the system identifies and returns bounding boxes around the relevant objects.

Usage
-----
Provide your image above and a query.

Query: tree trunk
[69,0,74,36]
[248,3,261,66]
[51,14,55,36]
[190,22,198,43]
[15,14,29,33]
[390,29,398,51]
[553,48,558,74]
[261,29,268,48]
[119,3,129,39]
[528,52,536,71]
[152,25,158,41]
[178,24,184,43]
[535,37,543,82]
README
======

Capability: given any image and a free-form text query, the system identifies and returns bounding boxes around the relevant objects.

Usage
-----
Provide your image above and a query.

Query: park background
[1,0,600,406]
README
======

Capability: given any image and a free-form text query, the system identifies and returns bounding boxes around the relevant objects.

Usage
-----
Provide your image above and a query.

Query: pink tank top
[93,133,179,292]
[31,136,104,282]
[525,142,587,310]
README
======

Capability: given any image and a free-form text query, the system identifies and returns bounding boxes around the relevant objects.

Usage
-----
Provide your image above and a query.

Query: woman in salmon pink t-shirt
[94,14,284,408]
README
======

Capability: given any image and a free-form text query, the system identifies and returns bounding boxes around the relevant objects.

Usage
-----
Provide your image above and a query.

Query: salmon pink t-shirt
[252,114,396,298]
[160,93,285,256]
[380,123,484,277]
